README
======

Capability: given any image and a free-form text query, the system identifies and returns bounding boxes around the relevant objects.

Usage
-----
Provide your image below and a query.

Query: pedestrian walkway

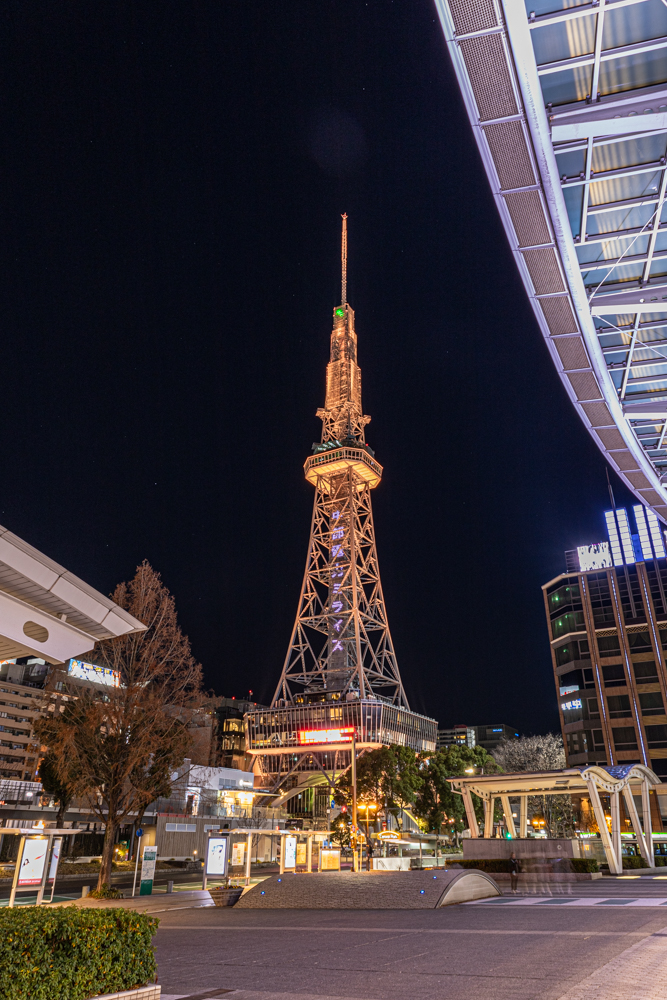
[554,926,667,1000]
[467,895,667,907]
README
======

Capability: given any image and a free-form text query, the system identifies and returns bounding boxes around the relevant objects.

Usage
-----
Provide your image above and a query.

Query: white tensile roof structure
[0,524,145,663]
[435,0,667,521]
[451,763,660,874]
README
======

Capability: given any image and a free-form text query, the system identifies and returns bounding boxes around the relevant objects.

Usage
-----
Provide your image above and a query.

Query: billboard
[68,659,120,688]
[298,726,354,745]
[67,660,120,687]
[206,836,228,876]
[17,838,48,886]
[577,542,612,572]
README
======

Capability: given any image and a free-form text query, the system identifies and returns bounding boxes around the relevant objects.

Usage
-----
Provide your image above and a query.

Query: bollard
[167,880,174,894]
[81,885,90,898]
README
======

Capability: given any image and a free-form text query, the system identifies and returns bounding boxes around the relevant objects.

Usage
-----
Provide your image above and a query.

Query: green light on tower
[335,307,345,317]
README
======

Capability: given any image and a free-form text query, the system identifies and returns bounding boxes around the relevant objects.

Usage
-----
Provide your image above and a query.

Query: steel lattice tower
[274,214,407,706]
[246,218,436,794]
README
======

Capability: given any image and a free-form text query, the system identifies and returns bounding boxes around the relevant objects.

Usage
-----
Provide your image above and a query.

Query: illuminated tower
[246,217,436,795]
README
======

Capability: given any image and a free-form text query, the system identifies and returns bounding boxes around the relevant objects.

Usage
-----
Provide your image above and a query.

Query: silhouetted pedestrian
[509,852,519,893]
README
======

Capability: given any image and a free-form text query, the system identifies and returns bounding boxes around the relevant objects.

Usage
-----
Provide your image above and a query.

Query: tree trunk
[55,798,70,828]
[98,818,118,890]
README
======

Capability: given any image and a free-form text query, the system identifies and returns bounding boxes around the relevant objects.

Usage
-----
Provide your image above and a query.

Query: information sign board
[139,845,158,896]
[48,837,63,883]
[319,848,341,871]
[296,842,307,866]
[283,835,297,869]
[206,836,228,876]
[17,838,49,886]
[231,841,245,867]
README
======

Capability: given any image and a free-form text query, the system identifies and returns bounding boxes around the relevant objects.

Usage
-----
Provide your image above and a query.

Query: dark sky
[0,1,636,735]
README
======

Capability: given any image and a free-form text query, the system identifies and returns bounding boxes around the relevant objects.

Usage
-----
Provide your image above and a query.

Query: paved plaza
[155,876,667,1000]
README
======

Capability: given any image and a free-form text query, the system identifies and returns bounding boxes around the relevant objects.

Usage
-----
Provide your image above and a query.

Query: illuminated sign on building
[560,685,579,696]
[68,659,120,688]
[603,507,667,566]
[298,726,355,745]
[561,699,582,712]
[577,542,612,572]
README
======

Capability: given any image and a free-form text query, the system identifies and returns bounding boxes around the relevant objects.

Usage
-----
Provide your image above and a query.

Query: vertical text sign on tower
[139,845,158,896]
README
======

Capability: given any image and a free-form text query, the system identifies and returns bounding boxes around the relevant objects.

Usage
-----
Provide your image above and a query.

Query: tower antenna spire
[341,213,348,306]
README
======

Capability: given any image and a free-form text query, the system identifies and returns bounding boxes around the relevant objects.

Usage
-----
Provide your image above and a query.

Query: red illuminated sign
[298,726,355,745]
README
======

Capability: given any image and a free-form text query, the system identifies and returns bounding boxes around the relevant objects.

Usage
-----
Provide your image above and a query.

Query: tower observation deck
[246,217,437,793]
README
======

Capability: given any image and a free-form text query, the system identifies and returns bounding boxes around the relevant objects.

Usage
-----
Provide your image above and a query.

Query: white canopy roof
[0,524,145,663]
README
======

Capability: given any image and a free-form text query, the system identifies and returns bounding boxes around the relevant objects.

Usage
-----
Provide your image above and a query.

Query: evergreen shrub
[452,859,512,873]
[622,855,649,869]
[570,858,599,873]
[0,906,158,1000]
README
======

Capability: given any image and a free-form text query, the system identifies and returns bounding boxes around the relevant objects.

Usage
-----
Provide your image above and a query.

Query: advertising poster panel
[319,848,341,871]
[17,838,49,886]
[48,837,63,883]
[283,835,297,869]
[206,837,228,876]
[296,843,307,866]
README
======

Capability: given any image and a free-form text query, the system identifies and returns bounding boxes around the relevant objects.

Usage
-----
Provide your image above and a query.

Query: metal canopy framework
[435,0,667,522]
[451,763,660,874]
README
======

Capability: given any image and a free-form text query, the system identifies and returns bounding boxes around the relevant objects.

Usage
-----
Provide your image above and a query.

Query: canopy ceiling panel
[435,0,667,522]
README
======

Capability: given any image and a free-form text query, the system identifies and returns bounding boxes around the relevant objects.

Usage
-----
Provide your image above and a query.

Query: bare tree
[493,734,575,837]
[35,561,202,890]
[38,751,76,828]
[493,733,566,773]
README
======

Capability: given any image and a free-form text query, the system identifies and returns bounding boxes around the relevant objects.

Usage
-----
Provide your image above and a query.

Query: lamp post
[358,803,377,870]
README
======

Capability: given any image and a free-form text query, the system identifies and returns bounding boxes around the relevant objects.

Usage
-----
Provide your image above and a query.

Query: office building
[437,724,519,753]
[544,505,667,777]
[211,697,266,770]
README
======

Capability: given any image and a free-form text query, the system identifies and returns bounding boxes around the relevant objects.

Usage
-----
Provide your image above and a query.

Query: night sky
[0,2,636,735]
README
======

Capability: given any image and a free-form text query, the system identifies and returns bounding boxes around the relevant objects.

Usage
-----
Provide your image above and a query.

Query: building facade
[437,724,519,754]
[211,697,265,770]
[544,505,667,778]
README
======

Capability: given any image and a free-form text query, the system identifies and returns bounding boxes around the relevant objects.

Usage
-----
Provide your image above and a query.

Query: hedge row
[0,906,158,1000]
[622,856,649,869]
[570,858,600,873]
[449,858,600,873]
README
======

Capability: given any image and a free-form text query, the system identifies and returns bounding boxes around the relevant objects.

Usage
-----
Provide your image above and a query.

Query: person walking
[509,852,520,893]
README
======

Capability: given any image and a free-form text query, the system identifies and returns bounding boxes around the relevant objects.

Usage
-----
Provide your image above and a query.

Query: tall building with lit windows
[245,218,437,798]
[544,505,667,778]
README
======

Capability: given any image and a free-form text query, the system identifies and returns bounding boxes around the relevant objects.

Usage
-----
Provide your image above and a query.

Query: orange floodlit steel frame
[256,217,437,790]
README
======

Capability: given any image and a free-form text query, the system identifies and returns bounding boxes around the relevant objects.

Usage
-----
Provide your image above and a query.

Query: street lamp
[358,803,378,869]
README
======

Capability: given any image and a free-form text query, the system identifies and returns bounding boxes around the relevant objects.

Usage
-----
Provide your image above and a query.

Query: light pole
[358,803,377,869]
[350,729,358,870]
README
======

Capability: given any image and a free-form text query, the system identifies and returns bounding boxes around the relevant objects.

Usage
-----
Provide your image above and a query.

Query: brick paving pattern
[554,926,667,999]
